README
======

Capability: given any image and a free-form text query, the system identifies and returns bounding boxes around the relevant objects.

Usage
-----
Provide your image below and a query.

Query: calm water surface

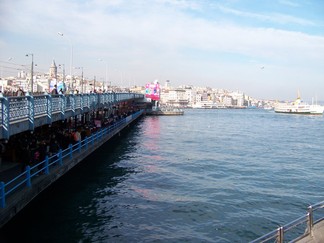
[2,109,324,242]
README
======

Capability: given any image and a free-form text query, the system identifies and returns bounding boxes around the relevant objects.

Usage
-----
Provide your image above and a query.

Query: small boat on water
[274,95,324,115]
[263,105,273,111]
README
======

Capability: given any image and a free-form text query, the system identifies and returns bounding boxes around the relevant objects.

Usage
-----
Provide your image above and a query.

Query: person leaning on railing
[16,88,25,96]
[72,129,81,144]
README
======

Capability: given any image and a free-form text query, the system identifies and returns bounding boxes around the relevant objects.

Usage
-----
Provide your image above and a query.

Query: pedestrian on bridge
[51,85,58,95]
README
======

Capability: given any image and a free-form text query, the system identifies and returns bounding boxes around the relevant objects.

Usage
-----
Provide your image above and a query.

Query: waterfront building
[195,92,202,104]
[230,91,245,107]
[160,88,188,107]
[159,85,253,109]
[184,88,196,107]
[200,91,209,103]
[222,95,233,107]
[17,70,26,79]
[129,86,143,94]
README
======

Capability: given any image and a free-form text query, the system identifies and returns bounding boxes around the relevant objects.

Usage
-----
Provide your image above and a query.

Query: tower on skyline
[49,60,57,80]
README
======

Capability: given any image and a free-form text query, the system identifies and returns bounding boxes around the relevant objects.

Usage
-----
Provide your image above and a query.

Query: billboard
[50,80,65,93]
[145,82,160,101]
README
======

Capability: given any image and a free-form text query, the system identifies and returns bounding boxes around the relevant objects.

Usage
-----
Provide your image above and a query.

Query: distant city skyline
[1,0,324,101]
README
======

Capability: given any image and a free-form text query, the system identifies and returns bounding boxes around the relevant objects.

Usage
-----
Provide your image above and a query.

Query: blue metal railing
[0,92,144,139]
[251,200,324,242]
[0,110,143,208]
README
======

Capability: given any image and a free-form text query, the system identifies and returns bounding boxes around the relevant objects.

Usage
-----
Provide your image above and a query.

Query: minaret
[165,80,170,89]
[49,60,57,79]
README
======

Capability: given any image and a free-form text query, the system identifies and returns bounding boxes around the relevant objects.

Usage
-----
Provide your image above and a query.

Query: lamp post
[98,59,108,91]
[74,67,83,93]
[93,76,96,92]
[120,70,123,90]
[58,32,73,90]
[25,53,34,95]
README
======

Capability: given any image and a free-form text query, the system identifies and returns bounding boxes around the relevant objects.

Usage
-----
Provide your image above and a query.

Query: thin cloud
[217,5,315,26]
[278,0,300,7]
[156,0,202,10]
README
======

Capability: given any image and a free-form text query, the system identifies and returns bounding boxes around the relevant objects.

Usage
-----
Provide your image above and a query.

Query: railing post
[85,137,88,149]
[58,149,63,165]
[26,166,31,187]
[60,94,66,120]
[1,97,10,139]
[69,144,73,159]
[307,206,314,236]
[45,156,49,174]
[78,140,81,152]
[276,226,284,243]
[26,95,35,131]
[46,94,52,124]
[0,181,5,208]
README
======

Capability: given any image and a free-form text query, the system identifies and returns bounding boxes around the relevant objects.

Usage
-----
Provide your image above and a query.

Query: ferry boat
[147,106,184,116]
[274,95,324,115]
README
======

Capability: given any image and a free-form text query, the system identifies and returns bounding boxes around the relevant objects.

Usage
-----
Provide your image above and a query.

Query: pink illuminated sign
[145,83,160,101]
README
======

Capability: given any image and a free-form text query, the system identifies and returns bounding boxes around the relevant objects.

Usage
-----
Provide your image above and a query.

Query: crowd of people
[0,104,140,173]
[0,86,123,97]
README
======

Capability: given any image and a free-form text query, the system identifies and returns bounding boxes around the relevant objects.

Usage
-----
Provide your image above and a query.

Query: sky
[0,0,324,100]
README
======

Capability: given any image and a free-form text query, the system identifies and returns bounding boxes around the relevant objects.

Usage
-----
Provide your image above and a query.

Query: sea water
[2,109,324,242]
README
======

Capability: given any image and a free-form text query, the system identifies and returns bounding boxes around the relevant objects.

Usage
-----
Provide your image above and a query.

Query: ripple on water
[2,109,324,242]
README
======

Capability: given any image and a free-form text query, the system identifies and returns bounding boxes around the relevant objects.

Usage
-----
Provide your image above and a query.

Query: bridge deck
[0,92,144,140]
